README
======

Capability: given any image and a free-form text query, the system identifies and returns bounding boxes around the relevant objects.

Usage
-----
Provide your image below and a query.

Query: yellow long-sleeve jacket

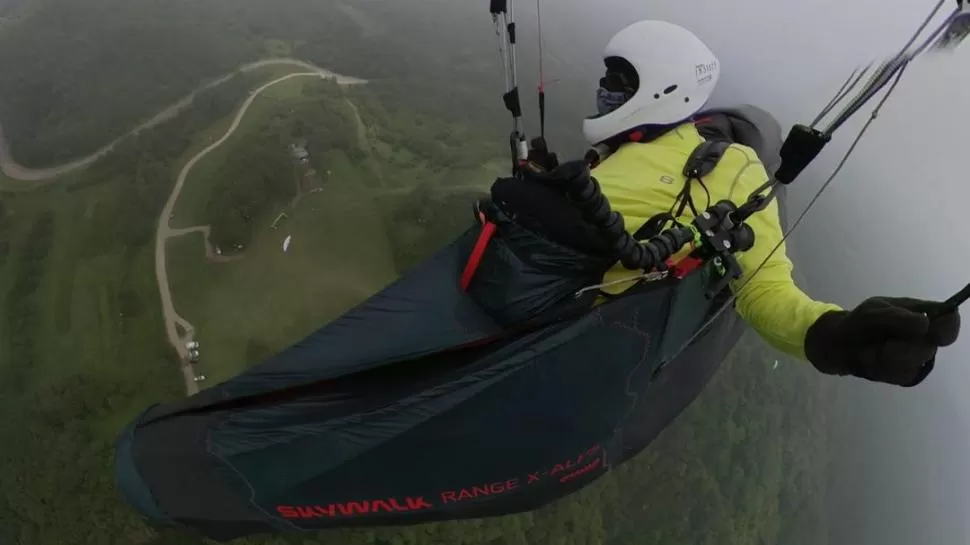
[592,121,841,359]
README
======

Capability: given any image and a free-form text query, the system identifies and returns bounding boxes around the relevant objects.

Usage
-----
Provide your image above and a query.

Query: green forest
[0,1,836,544]
[0,0,511,167]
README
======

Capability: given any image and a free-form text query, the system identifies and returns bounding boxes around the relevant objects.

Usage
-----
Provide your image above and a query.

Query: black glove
[805,297,961,387]
[523,136,559,174]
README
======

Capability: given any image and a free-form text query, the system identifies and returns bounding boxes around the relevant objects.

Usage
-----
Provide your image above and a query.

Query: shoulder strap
[633,137,732,240]
[682,138,731,178]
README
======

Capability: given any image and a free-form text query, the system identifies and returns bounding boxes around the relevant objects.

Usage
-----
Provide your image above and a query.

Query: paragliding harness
[459,130,758,327]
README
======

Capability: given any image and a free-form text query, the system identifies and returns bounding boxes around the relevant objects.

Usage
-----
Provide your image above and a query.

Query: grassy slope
[167,172,398,384]
[0,181,179,411]
[0,181,182,545]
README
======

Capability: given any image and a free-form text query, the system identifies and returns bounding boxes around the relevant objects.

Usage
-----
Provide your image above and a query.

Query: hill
[0,0,509,169]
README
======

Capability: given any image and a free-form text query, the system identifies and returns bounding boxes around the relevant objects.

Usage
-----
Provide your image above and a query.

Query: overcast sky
[467,0,970,541]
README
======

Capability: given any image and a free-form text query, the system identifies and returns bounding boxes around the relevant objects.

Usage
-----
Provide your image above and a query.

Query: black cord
[684,193,700,217]
[666,184,685,217]
[698,178,712,210]
[670,176,704,219]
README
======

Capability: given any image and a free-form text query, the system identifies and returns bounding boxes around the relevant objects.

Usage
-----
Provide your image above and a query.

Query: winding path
[0,58,366,181]
[154,68,366,395]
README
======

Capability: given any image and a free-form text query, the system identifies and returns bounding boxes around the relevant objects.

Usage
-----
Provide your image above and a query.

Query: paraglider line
[895,0,948,59]
[537,0,547,139]
[914,9,959,55]
[811,65,870,129]
[536,0,544,90]
[822,0,948,134]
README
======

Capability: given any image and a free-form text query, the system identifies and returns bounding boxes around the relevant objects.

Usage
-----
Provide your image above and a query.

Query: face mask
[596,87,630,116]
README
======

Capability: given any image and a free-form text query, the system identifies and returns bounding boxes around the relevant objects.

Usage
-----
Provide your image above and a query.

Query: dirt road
[156,69,365,395]
[0,58,366,181]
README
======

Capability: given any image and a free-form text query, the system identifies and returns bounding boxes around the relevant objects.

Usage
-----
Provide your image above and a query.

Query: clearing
[167,174,398,385]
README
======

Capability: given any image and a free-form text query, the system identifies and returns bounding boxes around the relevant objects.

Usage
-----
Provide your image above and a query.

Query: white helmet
[582,20,720,145]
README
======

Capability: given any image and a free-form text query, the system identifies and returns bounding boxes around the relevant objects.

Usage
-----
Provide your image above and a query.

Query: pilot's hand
[805,297,960,387]
[522,136,559,174]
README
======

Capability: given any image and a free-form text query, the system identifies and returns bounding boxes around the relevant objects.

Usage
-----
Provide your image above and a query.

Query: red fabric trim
[460,222,497,291]
[669,255,706,279]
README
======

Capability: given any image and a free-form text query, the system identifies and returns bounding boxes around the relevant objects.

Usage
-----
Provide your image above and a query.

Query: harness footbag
[462,203,614,326]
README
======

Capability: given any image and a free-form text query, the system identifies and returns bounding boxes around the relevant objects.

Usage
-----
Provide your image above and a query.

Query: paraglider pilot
[526,20,961,387]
